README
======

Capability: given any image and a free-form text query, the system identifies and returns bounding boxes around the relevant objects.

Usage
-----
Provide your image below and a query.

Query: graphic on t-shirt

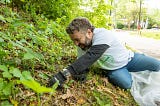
[99,55,114,64]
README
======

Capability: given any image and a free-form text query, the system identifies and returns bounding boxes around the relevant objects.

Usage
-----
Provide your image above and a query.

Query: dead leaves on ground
[47,75,137,106]
[14,73,137,106]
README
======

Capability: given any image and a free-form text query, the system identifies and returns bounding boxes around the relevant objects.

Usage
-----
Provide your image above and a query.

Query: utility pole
[138,0,142,34]
[109,0,113,16]
[138,0,142,25]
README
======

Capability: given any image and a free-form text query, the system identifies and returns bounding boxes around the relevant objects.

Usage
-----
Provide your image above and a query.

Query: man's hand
[72,68,89,82]
[47,68,89,88]
[48,71,67,88]
[48,69,71,88]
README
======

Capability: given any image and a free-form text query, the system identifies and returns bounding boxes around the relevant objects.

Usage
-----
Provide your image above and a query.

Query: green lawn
[129,30,160,40]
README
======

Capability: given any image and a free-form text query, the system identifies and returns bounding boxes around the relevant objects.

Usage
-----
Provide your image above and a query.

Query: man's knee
[108,77,132,89]
[119,81,132,89]
[107,68,132,89]
[157,64,160,71]
[154,62,160,71]
[151,59,160,71]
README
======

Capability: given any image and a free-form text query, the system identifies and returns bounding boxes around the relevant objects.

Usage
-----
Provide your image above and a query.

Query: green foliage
[18,78,57,105]
[0,6,72,71]
[0,0,11,4]
[129,30,160,40]
[8,0,113,28]
[0,64,57,104]
[147,17,160,29]
[10,0,79,24]
[19,80,56,94]
[0,6,69,104]
[91,0,112,29]
[117,22,125,29]
[141,31,160,40]
[0,78,13,98]
[93,90,111,106]
[0,65,32,99]
[0,15,6,23]
[73,0,112,29]
[0,1,136,105]
[0,66,17,100]
[0,100,13,106]
[115,0,148,29]
[1,1,112,104]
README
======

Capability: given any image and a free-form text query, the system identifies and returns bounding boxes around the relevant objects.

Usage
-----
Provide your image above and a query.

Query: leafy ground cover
[0,6,138,106]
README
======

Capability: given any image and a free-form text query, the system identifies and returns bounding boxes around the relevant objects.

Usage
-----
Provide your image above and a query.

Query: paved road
[115,31,160,60]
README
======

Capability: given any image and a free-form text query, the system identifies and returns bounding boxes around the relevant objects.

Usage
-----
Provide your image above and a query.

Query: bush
[117,22,125,29]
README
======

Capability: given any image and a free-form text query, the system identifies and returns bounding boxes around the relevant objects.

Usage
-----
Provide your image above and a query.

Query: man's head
[66,17,95,50]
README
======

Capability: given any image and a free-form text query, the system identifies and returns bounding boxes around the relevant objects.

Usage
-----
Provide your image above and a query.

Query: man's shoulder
[92,28,116,46]
[94,28,107,32]
[94,28,112,35]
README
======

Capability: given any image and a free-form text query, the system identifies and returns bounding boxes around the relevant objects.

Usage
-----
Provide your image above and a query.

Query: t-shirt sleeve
[92,29,115,46]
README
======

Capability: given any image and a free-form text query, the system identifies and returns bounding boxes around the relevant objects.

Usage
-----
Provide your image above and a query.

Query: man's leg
[107,67,132,89]
[127,53,160,72]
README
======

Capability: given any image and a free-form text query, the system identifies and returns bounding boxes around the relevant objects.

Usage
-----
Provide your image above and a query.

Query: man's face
[69,29,93,50]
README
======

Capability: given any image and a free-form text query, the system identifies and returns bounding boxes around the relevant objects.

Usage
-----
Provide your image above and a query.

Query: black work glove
[72,69,89,82]
[48,71,67,88]
[72,73,87,82]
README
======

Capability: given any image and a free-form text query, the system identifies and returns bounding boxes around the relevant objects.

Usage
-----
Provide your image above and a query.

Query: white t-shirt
[77,28,134,70]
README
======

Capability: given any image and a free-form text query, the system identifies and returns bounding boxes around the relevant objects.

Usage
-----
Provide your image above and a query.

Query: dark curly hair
[66,17,95,34]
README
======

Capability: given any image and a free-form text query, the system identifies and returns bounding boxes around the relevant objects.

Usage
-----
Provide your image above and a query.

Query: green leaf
[23,52,35,60]
[23,48,44,60]
[34,52,44,60]
[0,78,4,90]
[0,50,6,58]
[2,71,12,79]
[20,80,55,93]
[5,0,11,3]
[0,100,13,106]
[0,37,4,42]
[38,73,49,80]
[20,0,25,2]
[11,41,25,50]
[5,17,13,23]
[2,82,13,96]
[21,71,33,80]
[0,15,6,23]
[0,65,8,72]
[0,78,3,82]
[10,68,22,78]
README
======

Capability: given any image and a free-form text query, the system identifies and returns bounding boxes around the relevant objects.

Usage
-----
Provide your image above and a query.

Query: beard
[79,37,92,51]
[80,44,90,51]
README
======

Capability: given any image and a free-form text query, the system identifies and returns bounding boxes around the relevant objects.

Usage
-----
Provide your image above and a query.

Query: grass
[129,29,160,40]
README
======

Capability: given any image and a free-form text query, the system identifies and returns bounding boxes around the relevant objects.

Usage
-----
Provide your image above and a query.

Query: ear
[87,29,92,32]
[87,29,93,38]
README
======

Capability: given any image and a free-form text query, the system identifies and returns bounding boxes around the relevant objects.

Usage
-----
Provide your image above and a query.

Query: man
[48,17,160,89]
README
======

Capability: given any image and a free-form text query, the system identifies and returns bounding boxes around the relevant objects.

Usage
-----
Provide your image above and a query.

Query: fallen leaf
[101,78,109,84]
[60,89,73,99]
[77,96,86,104]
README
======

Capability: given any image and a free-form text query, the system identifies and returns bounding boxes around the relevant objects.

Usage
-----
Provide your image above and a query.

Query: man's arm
[48,44,109,87]
[67,44,109,75]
